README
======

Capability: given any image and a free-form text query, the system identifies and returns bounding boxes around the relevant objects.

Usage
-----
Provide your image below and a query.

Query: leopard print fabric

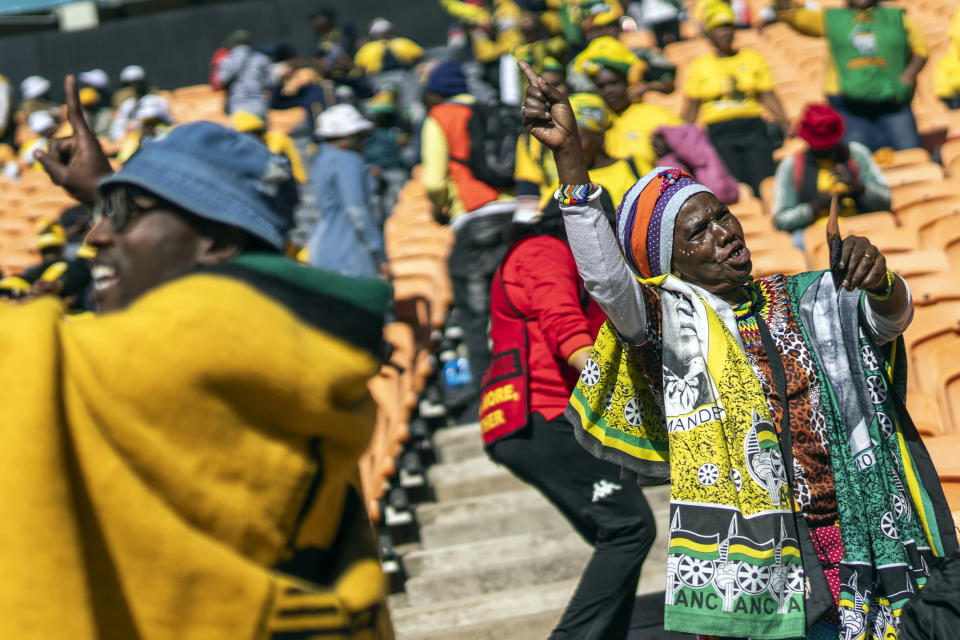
[622,277,839,526]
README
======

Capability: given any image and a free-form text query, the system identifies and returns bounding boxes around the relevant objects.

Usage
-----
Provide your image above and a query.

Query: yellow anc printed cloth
[0,256,394,639]
[567,275,806,639]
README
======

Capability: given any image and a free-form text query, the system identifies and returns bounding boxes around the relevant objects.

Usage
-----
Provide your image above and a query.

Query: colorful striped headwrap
[615,167,714,279]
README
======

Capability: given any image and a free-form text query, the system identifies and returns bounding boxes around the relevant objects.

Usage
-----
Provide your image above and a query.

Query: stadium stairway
[388,422,675,640]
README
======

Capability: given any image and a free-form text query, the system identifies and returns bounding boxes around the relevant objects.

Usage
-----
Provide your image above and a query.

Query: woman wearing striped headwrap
[519,60,957,640]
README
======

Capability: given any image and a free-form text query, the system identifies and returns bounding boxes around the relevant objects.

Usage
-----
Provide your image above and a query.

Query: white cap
[119,65,145,84]
[77,68,109,90]
[316,104,372,138]
[20,75,50,100]
[27,110,55,134]
[369,17,393,39]
[134,94,170,121]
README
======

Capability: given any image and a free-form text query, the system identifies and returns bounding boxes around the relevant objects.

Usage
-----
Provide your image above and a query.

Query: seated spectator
[934,5,960,110]
[78,87,112,138]
[231,110,306,183]
[77,68,110,100]
[773,103,890,247]
[573,36,682,174]
[691,0,751,30]
[21,221,91,309]
[514,92,651,221]
[58,204,92,259]
[682,1,790,196]
[306,104,388,279]
[22,76,393,639]
[776,0,927,151]
[116,94,173,163]
[112,64,146,110]
[19,110,58,170]
[217,30,272,117]
[513,12,570,76]
[421,59,515,416]
[20,75,56,118]
[109,65,151,141]
[353,18,425,76]
[650,124,740,203]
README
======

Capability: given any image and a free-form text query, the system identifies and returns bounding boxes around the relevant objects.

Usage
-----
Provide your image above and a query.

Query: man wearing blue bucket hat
[7,75,395,639]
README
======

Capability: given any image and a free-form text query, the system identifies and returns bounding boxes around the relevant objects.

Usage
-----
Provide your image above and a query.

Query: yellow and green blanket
[568,271,958,639]
[0,254,395,639]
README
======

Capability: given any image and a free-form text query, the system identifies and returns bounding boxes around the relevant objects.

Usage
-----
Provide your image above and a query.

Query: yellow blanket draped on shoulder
[568,274,805,639]
[0,254,395,639]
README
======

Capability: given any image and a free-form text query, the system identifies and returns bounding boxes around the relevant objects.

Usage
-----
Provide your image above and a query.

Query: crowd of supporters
[1,0,959,639]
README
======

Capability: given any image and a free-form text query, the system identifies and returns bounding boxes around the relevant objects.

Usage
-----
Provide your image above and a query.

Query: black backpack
[456,101,523,190]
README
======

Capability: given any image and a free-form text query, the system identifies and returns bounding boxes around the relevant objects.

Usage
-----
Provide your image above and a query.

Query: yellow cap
[573,36,647,85]
[704,1,735,32]
[36,222,66,250]
[568,93,612,133]
[76,243,97,260]
[231,110,266,133]
[79,87,100,106]
[0,276,30,293]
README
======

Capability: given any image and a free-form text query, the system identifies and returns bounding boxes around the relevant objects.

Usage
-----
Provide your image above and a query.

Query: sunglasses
[91,188,181,233]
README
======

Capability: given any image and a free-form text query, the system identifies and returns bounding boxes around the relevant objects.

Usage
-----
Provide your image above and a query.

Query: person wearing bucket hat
[306,104,388,280]
[520,59,957,640]
[773,104,890,247]
[682,0,791,197]
[573,36,683,172]
[775,0,928,151]
[21,74,394,640]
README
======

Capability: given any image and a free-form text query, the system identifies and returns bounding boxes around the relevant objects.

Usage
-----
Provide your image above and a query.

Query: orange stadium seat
[926,436,960,515]
[886,249,951,278]
[891,179,960,211]
[918,214,960,250]
[895,195,960,231]
[904,301,960,393]
[905,271,960,306]
[906,391,946,438]
[882,162,944,188]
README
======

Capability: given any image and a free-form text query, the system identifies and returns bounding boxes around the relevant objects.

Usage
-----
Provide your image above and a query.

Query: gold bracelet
[866,269,896,300]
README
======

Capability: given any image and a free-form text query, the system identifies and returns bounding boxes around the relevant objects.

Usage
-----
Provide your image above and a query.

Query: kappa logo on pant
[591,479,622,503]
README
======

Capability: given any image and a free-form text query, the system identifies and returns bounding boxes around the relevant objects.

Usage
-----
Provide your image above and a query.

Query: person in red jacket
[479,204,656,640]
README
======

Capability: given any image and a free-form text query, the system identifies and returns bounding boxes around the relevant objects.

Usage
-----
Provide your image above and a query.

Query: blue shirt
[307,144,386,278]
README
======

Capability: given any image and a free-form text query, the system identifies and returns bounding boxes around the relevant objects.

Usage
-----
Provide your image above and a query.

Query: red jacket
[487,236,606,429]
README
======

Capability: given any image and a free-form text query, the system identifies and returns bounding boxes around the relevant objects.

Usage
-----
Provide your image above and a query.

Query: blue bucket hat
[98,122,297,250]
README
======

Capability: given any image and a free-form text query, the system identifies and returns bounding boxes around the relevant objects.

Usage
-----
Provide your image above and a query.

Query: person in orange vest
[420,59,515,417]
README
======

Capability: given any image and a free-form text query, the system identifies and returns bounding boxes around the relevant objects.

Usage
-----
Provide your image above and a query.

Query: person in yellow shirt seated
[19,110,59,171]
[515,92,644,222]
[775,0,927,151]
[572,36,682,174]
[231,111,307,183]
[682,1,790,196]
[353,18,424,76]
[934,6,960,110]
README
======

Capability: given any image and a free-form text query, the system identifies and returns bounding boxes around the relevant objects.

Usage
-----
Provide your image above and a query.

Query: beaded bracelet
[866,268,896,300]
[555,182,599,206]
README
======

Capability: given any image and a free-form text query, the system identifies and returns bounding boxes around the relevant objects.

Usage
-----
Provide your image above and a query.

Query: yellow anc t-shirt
[604,103,682,169]
[514,134,642,211]
[683,49,774,126]
[777,7,928,96]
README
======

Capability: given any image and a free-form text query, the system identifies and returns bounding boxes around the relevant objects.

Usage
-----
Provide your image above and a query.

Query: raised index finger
[63,75,94,141]
[518,60,541,87]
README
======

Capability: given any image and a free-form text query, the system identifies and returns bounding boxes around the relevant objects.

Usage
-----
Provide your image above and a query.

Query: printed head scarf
[568,93,612,133]
[616,167,714,279]
[704,1,736,32]
[573,36,647,85]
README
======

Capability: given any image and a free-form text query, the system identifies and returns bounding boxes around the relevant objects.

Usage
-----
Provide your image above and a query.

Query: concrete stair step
[426,455,526,502]
[404,547,592,606]
[431,422,482,452]
[398,609,562,640]
[415,487,548,528]
[437,439,484,463]
[403,529,587,578]
[391,578,580,638]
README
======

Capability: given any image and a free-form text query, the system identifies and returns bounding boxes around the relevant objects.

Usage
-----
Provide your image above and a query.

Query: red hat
[797,103,845,150]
